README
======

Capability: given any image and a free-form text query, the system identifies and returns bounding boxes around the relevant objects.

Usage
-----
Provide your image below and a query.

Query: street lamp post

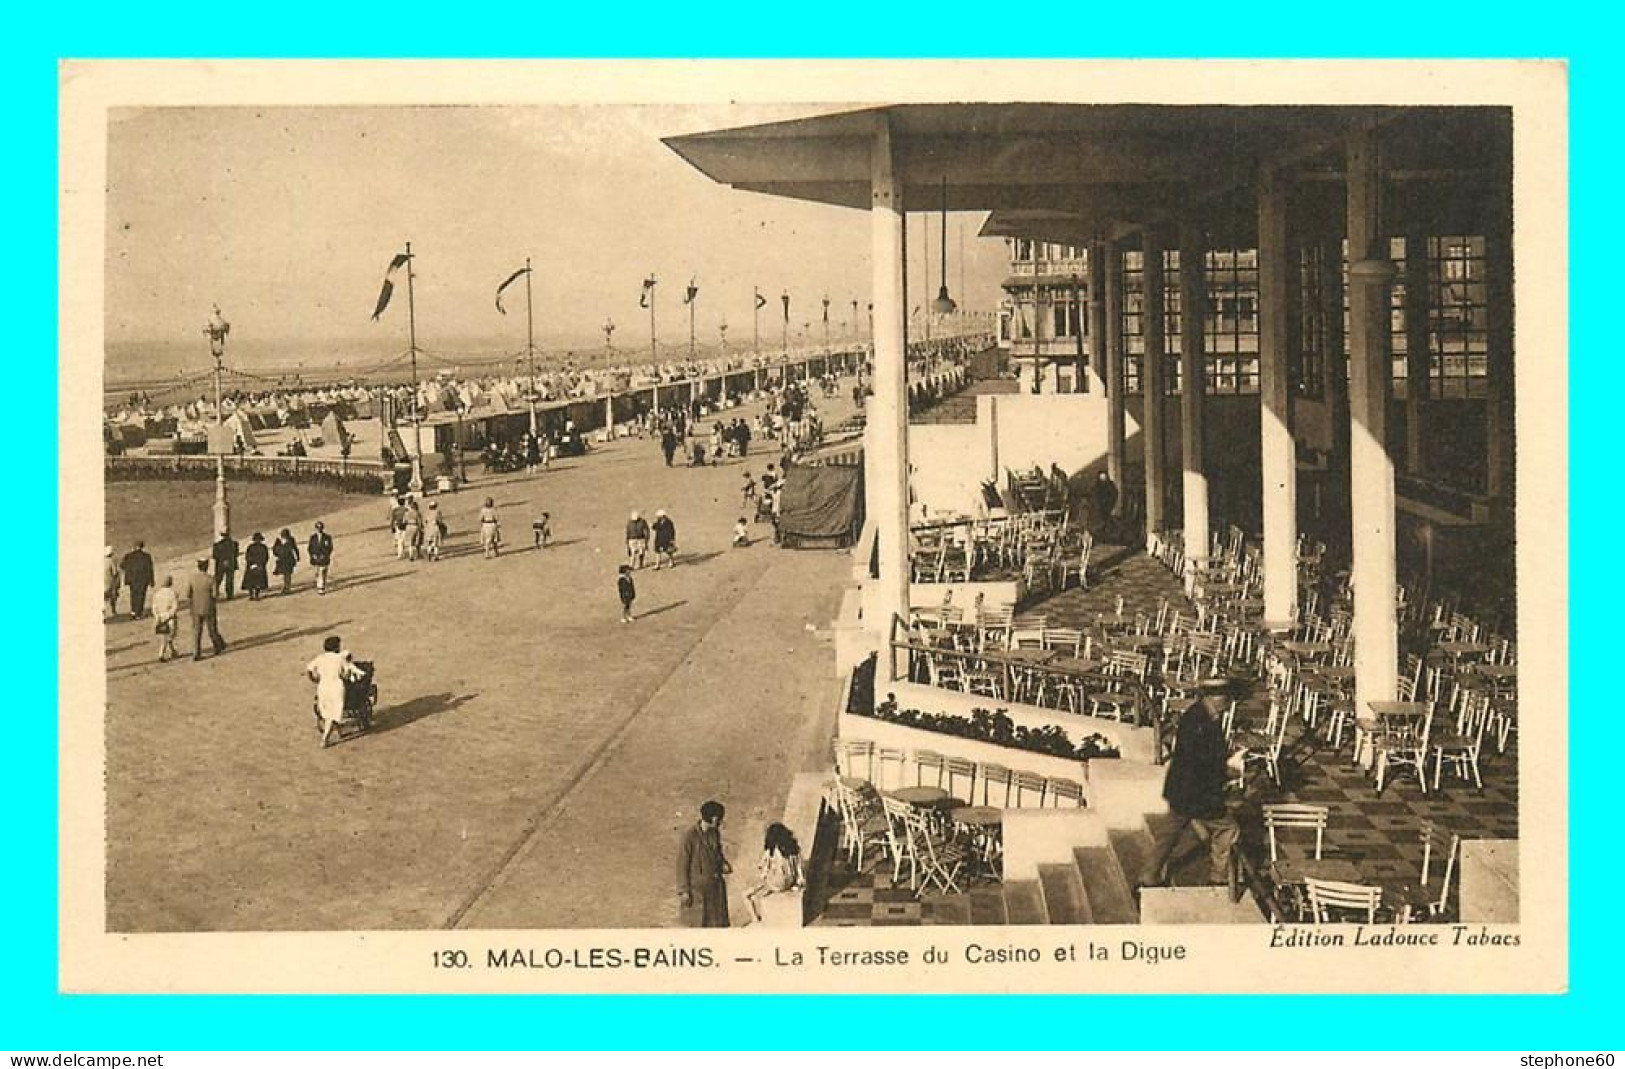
[204,304,231,537]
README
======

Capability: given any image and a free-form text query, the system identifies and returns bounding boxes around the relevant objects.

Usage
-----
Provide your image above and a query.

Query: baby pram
[314,659,377,744]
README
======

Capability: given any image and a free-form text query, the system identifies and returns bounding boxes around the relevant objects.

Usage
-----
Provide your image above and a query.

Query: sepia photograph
[57,59,1568,996]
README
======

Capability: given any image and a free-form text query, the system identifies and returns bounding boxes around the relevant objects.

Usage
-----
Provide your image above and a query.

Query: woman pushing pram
[308,635,376,747]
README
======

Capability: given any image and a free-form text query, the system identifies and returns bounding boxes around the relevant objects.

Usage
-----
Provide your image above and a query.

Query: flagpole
[648,275,657,367]
[688,282,696,362]
[406,240,423,494]
[753,289,761,359]
[525,256,537,436]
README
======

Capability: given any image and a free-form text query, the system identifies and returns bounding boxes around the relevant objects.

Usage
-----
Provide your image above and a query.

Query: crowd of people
[105,343,881,433]
[107,349,958,771]
[105,518,340,663]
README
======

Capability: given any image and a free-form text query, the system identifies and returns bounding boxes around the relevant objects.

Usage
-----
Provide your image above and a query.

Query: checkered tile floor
[815,870,930,926]
[812,545,1518,925]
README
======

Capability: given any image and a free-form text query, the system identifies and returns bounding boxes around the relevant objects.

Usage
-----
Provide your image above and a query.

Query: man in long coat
[1139,678,1240,896]
[121,541,155,618]
[676,800,732,927]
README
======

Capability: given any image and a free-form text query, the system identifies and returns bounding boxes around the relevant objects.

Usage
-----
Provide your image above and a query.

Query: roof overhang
[665,103,1510,242]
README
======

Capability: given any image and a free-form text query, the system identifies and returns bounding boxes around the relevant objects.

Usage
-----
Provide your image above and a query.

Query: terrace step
[1002,879,1048,925]
[1074,845,1139,924]
[1037,863,1092,926]
[1107,824,1157,894]
[968,887,1009,926]
[925,893,974,926]
[1139,886,1266,925]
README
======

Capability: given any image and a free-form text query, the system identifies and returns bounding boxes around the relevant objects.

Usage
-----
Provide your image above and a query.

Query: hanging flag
[781,292,790,322]
[684,278,699,305]
[494,266,531,315]
[822,296,830,322]
[754,289,767,311]
[639,276,656,308]
[371,251,411,321]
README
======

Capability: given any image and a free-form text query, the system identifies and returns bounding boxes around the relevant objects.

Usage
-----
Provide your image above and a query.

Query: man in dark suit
[1138,678,1240,898]
[120,540,155,618]
[308,521,335,595]
[676,800,732,927]
[187,558,227,661]
[1090,470,1119,541]
[212,530,240,600]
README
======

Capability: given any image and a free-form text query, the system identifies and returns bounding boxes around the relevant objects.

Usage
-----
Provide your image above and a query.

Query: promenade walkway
[104,388,857,931]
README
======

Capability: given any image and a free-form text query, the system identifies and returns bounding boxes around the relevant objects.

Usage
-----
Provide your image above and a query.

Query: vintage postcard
[59,58,1566,994]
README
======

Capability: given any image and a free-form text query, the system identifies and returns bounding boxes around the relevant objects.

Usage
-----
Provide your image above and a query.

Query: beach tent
[320,410,350,448]
[777,464,864,550]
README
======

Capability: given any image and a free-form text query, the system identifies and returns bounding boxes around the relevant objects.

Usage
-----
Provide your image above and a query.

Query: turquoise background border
[12,3,1601,1049]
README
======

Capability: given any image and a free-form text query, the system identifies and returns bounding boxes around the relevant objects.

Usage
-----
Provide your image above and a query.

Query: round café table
[949,806,1005,881]
[889,785,960,811]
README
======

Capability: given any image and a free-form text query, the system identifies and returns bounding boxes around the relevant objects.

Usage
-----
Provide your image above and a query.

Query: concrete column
[1178,223,1209,573]
[1073,282,1086,394]
[1323,235,1350,503]
[986,395,1001,484]
[1103,241,1126,500]
[1258,166,1298,623]
[1089,242,1109,394]
[869,115,911,637]
[1346,125,1400,711]
[1484,158,1515,504]
[1404,228,1431,476]
[1142,228,1168,535]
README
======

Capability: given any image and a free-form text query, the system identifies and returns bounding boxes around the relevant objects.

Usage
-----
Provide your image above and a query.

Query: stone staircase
[984,764,1266,926]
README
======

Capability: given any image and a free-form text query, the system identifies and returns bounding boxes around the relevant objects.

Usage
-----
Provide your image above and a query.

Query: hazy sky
[105,104,1009,355]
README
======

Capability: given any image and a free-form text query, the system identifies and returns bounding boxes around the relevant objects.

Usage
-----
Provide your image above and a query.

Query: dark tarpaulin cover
[778,464,863,548]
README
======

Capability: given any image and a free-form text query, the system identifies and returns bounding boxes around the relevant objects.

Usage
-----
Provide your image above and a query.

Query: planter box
[879,679,1157,765]
[837,709,1089,803]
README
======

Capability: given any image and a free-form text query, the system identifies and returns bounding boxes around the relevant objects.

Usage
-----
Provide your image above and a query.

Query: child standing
[617,564,636,623]
[533,511,553,549]
[741,470,757,510]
